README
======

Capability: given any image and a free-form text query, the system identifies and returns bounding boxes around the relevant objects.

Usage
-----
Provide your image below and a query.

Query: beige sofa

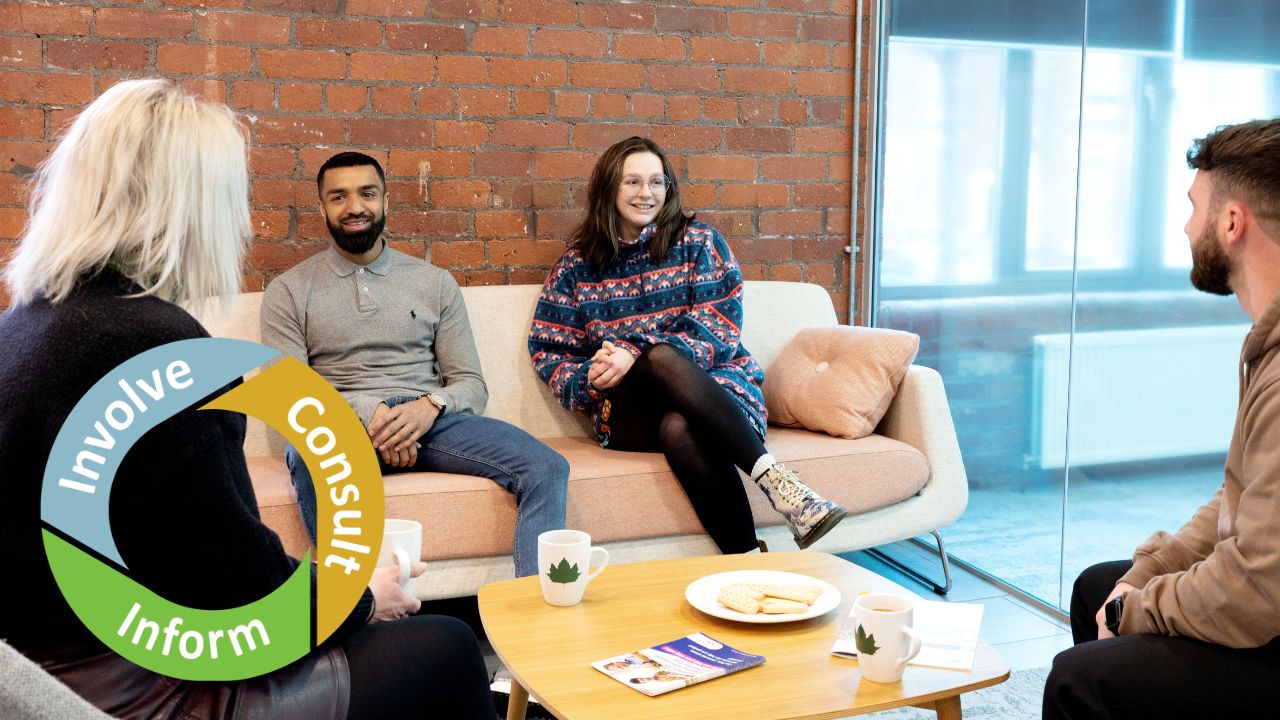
[196,281,967,600]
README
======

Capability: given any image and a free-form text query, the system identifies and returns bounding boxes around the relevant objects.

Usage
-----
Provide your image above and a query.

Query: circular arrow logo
[41,338,384,681]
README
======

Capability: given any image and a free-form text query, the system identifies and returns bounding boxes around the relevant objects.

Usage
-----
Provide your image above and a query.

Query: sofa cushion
[763,326,919,439]
[246,457,312,559]
[248,428,930,562]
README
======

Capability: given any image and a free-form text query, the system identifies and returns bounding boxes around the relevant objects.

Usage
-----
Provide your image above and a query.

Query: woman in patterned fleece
[529,137,846,552]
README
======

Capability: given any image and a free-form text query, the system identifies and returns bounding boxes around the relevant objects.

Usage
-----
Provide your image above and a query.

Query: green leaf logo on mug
[855,624,881,656]
[41,339,384,681]
[547,558,582,584]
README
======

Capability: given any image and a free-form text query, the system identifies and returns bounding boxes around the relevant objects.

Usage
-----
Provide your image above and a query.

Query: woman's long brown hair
[569,136,693,271]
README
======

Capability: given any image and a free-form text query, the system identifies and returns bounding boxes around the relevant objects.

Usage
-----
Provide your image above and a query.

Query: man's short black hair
[317,151,385,191]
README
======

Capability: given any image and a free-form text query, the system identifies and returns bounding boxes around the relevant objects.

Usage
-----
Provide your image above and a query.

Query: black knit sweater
[0,270,371,658]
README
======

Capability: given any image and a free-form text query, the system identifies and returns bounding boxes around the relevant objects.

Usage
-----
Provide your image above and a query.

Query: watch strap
[1105,595,1124,635]
[421,392,447,412]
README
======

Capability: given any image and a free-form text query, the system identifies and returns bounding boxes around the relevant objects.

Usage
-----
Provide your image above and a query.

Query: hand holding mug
[369,561,425,622]
[377,519,422,591]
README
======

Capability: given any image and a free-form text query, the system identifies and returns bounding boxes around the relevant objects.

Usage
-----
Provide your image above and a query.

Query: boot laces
[767,465,811,505]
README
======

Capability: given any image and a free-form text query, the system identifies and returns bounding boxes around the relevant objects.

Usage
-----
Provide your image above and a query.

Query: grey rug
[857,666,1048,719]
[0,639,110,720]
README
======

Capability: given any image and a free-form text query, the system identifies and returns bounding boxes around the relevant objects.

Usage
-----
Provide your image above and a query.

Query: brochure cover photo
[591,632,765,697]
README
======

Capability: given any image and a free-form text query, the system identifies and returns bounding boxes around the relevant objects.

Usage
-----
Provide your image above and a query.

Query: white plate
[685,570,842,624]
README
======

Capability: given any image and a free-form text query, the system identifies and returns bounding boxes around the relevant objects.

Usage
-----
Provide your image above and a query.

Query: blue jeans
[287,398,568,578]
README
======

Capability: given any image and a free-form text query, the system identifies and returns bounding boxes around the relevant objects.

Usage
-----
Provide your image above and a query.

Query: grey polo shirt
[260,244,487,427]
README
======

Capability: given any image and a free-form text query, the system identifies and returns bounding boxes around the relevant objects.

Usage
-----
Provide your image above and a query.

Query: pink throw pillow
[763,326,920,439]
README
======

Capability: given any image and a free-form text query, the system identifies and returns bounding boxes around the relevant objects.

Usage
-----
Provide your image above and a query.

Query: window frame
[877,37,1280,301]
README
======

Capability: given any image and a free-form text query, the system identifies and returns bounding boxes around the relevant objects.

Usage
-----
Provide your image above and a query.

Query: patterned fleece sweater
[529,220,767,445]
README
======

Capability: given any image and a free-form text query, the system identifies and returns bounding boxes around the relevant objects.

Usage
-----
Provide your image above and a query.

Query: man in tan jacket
[1044,118,1280,718]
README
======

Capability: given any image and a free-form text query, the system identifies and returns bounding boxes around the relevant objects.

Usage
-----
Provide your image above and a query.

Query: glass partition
[873,0,1277,609]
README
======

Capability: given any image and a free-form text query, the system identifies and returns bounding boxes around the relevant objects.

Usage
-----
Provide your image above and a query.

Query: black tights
[341,615,493,720]
[605,344,767,554]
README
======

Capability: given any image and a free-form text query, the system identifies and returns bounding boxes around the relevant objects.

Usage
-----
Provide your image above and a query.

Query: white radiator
[1032,325,1249,468]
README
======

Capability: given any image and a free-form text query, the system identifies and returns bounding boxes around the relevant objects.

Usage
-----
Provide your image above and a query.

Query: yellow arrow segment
[204,358,385,644]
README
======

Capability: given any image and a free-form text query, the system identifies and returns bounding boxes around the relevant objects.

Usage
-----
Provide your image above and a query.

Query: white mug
[853,593,923,683]
[537,529,609,606]
[377,519,422,592]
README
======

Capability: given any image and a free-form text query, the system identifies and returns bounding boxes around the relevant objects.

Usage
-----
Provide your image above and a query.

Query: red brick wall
[0,1,868,321]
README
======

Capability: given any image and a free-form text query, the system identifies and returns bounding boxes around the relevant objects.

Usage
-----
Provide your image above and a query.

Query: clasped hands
[367,399,439,468]
[588,340,636,390]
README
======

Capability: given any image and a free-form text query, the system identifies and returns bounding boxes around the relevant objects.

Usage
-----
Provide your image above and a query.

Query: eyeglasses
[620,175,671,194]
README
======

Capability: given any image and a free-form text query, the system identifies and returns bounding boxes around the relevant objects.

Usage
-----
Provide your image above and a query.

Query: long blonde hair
[3,78,250,306]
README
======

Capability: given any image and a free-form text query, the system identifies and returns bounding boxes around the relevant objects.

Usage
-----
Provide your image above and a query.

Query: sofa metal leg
[865,531,953,596]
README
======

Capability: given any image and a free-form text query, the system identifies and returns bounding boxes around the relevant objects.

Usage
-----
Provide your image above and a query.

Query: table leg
[505,680,529,720]
[934,695,962,720]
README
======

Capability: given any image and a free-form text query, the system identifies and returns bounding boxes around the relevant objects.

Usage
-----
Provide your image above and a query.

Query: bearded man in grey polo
[260,151,568,579]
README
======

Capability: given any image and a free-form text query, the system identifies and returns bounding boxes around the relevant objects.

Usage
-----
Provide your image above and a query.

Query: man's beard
[327,213,386,256]
[1189,225,1234,296]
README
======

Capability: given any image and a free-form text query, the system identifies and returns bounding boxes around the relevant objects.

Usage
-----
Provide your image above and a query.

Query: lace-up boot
[753,464,847,549]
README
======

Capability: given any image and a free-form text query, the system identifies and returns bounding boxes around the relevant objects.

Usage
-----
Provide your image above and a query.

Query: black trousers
[41,614,493,720]
[343,615,494,720]
[1043,560,1280,719]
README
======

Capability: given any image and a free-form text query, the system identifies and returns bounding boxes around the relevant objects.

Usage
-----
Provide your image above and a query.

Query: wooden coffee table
[478,552,1009,720]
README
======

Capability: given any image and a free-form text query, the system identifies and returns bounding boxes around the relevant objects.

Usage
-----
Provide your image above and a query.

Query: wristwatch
[420,392,447,413]
[1104,594,1125,636]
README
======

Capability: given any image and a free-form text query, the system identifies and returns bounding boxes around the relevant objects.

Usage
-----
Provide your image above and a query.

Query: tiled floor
[947,460,1221,607]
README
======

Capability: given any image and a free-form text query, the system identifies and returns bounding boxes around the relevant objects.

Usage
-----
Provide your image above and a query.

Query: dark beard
[1189,225,1233,296]
[327,213,385,256]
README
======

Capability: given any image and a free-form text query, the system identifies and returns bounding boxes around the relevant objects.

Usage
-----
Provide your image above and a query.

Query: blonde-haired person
[529,136,847,553]
[3,81,245,307]
[0,79,493,719]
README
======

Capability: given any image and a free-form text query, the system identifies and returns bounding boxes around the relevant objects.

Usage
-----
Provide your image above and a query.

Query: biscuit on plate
[761,597,810,614]
[763,584,822,605]
[717,586,762,614]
